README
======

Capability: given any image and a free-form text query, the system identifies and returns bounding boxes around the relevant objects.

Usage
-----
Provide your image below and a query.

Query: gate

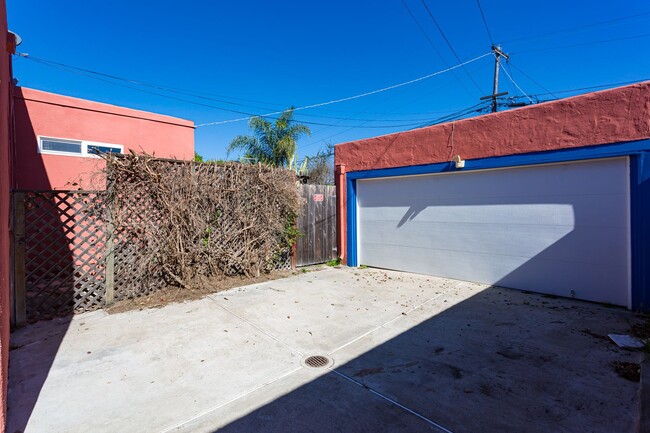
[296,184,337,266]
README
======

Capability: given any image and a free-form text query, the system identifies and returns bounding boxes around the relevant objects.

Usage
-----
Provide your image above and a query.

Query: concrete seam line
[329,368,454,433]
[208,298,305,356]
[328,281,463,356]
[158,366,303,433]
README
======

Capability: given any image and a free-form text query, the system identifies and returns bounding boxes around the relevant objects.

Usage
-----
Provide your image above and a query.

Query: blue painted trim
[631,152,650,311]
[346,177,358,267]
[344,139,650,309]
[346,139,650,181]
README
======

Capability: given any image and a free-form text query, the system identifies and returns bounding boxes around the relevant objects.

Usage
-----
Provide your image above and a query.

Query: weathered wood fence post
[12,192,26,327]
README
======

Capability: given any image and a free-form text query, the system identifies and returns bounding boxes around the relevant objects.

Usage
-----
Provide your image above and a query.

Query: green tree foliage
[194,151,227,164]
[227,108,311,168]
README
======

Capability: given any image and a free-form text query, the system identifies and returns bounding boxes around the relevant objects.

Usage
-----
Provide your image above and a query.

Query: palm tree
[227,108,311,168]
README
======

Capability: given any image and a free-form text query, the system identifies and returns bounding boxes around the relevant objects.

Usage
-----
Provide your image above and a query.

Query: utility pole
[481,45,509,113]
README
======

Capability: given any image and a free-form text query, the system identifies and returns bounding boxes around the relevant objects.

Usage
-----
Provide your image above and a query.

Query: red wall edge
[0,3,13,430]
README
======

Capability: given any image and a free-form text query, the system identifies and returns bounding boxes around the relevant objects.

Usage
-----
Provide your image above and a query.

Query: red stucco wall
[14,87,195,190]
[334,82,650,263]
[0,8,13,432]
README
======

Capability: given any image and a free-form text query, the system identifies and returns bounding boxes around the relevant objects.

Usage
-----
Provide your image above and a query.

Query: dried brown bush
[98,153,300,292]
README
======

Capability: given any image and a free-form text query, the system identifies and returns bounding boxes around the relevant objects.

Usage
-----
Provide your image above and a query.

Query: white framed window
[37,136,124,158]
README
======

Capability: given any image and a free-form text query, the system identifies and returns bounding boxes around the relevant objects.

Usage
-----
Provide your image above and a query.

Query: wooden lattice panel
[22,191,106,322]
[14,158,298,324]
[273,249,293,271]
[112,187,166,300]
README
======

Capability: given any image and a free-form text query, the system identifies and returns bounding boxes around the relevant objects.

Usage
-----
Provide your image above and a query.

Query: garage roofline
[335,81,650,173]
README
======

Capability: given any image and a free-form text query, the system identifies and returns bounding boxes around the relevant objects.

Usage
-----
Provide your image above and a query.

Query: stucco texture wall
[334,82,650,263]
[0,8,13,432]
[335,82,650,172]
[14,87,195,190]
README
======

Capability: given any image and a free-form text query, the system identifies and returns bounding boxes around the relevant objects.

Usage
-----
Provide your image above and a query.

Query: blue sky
[8,0,650,160]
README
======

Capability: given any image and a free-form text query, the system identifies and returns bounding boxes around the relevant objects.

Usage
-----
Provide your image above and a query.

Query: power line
[501,62,518,97]
[502,79,649,102]
[418,0,486,94]
[503,10,650,45]
[499,63,533,103]
[18,54,288,112]
[16,53,283,118]
[17,52,490,125]
[196,52,492,127]
[19,54,447,123]
[302,82,474,152]
[300,72,476,152]
[399,0,475,99]
[17,54,467,130]
[512,32,650,54]
[506,61,557,99]
[18,53,489,144]
[475,0,494,44]
[305,101,490,149]
[415,101,490,128]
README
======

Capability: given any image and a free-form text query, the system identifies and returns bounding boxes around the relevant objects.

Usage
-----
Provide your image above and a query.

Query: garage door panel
[358,161,627,208]
[360,223,626,267]
[361,244,627,305]
[357,158,630,306]
[359,195,627,228]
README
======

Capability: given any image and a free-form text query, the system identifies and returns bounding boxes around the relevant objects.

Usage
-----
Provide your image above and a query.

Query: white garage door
[357,158,631,307]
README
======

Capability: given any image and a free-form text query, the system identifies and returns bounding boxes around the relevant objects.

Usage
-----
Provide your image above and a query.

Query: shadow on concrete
[5,141,637,431]
[214,159,637,432]
[8,94,74,433]
[214,286,640,433]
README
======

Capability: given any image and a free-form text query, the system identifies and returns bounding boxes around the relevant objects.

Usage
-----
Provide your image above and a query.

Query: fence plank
[315,185,324,263]
[295,184,337,266]
[307,185,315,265]
[12,192,26,327]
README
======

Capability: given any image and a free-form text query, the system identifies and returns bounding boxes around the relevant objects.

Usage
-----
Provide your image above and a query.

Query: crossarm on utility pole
[482,45,510,113]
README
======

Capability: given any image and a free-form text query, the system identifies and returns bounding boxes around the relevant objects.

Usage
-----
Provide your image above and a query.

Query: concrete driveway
[8,267,644,433]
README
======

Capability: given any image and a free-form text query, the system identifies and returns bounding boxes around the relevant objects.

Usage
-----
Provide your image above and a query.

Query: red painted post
[335,164,346,264]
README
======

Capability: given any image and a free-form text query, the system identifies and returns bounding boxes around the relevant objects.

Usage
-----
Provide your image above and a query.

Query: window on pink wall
[38,136,124,158]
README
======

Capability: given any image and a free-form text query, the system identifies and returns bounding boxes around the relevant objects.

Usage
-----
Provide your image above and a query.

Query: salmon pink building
[335,82,650,311]
[13,87,194,190]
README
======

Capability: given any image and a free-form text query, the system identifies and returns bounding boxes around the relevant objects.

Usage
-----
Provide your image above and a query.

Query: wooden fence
[11,189,294,326]
[12,191,107,325]
[295,184,337,266]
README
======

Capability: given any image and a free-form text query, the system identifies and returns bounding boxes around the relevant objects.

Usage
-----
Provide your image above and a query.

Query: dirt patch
[611,361,641,382]
[106,270,295,314]
[631,316,650,340]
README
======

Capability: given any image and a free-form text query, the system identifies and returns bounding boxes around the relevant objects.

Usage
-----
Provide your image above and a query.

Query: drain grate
[304,355,330,368]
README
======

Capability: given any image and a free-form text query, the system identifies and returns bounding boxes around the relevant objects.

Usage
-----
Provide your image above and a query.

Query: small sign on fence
[313,194,324,202]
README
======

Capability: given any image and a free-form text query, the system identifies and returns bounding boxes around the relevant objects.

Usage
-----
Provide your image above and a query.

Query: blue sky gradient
[8,0,650,160]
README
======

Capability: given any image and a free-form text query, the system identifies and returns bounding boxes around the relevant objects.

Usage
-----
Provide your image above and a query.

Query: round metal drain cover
[303,355,331,368]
